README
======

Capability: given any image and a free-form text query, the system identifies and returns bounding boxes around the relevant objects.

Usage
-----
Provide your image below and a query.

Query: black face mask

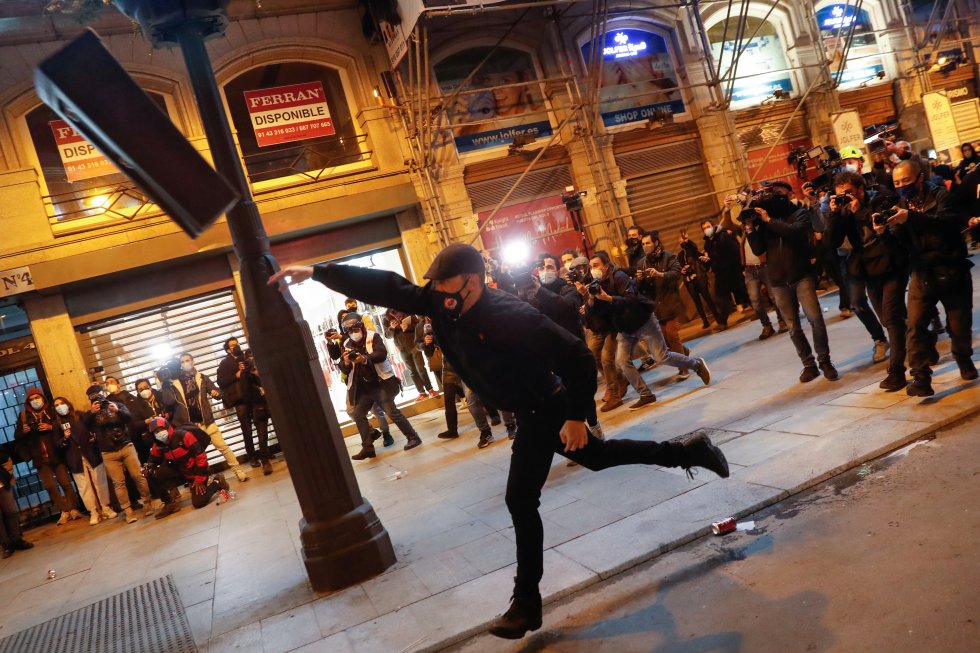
[230,346,243,357]
[898,151,912,161]
[626,238,640,248]
[433,280,471,321]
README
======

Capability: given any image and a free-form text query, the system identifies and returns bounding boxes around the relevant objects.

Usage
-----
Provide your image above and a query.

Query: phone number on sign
[257,121,333,137]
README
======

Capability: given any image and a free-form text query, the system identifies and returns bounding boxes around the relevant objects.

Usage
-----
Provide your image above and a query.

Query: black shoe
[249,456,261,469]
[382,432,394,447]
[262,460,273,476]
[506,425,517,441]
[759,325,775,340]
[819,362,839,381]
[629,394,657,410]
[694,358,711,385]
[404,436,422,451]
[488,593,542,639]
[640,357,657,372]
[907,379,935,397]
[959,361,979,381]
[701,321,711,329]
[351,448,376,460]
[800,366,820,383]
[437,430,459,439]
[477,431,494,449]
[12,539,33,551]
[680,432,729,479]
[879,373,907,392]
[1,548,11,559]
[777,322,789,333]
[371,429,384,442]
[155,501,182,520]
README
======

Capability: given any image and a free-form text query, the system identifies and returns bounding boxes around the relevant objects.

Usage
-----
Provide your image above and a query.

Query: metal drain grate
[0,575,198,653]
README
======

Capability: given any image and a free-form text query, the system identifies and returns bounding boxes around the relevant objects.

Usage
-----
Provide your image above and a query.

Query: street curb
[420,400,980,653]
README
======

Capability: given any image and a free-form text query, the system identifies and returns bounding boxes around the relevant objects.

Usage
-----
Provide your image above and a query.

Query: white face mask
[540,270,558,284]
[349,331,364,342]
[563,261,573,270]
[55,404,70,416]
[30,398,44,410]
[139,389,153,400]
[590,268,603,281]
[106,383,119,394]
[703,227,714,238]
[153,430,169,443]
[844,162,860,173]
[180,362,194,373]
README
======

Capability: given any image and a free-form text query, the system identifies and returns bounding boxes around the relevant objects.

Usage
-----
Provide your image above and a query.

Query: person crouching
[143,417,229,519]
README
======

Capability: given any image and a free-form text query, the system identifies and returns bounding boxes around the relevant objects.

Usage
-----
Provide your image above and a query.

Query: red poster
[49,120,118,182]
[746,138,812,195]
[478,196,583,259]
[243,82,336,147]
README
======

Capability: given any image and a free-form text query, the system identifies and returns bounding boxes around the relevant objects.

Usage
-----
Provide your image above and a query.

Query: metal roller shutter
[952,100,980,146]
[737,114,808,150]
[77,291,275,467]
[467,165,573,213]
[626,164,719,246]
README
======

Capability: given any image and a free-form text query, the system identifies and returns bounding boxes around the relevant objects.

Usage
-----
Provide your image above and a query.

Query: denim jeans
[587,330,623,396]
[771,275,831,368]
[743,264,784,328]
[464,387,515,433]
[906,270,973,380]
[235,402,270,462]
[350,379,418,452]
[847,277,886,343]
[866,274,908,375]
[617,317,699,396]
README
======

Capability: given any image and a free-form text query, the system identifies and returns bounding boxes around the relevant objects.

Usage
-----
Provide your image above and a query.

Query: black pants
[350,378,418,452]
[398,347,433,393]
[443,381,463,433]
[236,402,270,462]
[818,243,850,309]
[150,463,221,509]
[506,391,687,596]
[684,278,720,325]
[907,270,974,380]
[866,274,908,375]
[0,486,22,549]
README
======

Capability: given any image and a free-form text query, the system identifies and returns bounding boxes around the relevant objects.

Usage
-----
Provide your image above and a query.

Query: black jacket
[383,311,420,352]
[625,242,645,273]
[129,389,171,461]
[312,264,596,421]
[636,250,684,322]
[585,266,654,335]
[84,402,134,453]
[55,412,101,474]
[827,195,907,280]
[702,229,742,277]
[678,240,708,283]
[892,183,971,272]
[14,402,62,467]
[337,331,392,404]
[535,278,585,341]
[748,206,815,286]
[216,353,264,408]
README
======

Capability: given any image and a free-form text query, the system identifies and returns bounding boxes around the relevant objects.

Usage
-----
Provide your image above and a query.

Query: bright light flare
[151,343,173,362]
[501,239,530,266]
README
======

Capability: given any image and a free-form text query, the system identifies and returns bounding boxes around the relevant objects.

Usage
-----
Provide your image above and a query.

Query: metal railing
[243,132,373,190]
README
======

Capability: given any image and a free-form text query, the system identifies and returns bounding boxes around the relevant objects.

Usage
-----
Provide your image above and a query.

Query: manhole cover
[0,575,197,653]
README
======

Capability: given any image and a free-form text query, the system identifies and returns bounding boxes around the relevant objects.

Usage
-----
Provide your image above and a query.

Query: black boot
[351,448,376,460]
[680,432,729,479]
[382,432,395,447]
[958,359,979,381]
[907,377,935,397]
[404,435,422,451]
[488,590,542,639]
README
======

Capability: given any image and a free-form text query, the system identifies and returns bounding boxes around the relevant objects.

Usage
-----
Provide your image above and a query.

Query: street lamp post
[114,0,395,590]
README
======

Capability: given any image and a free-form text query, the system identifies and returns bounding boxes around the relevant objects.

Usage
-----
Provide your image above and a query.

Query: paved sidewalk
[1,265,978,653]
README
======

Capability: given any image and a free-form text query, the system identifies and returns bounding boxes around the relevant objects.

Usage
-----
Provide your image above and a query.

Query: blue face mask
[897,183,919,201]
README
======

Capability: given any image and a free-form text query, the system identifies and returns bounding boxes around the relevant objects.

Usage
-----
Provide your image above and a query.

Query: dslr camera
[567,266,589,284]
[870,193,900,227]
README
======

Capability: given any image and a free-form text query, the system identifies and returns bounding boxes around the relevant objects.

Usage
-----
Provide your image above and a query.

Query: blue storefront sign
[582,29,686,128]
[453,120,554,153]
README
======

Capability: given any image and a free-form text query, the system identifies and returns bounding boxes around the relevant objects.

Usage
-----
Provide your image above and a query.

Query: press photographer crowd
[2,135,979,588]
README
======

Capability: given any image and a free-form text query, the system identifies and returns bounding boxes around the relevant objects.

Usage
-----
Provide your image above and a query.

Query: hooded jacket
[891,183,971,272]
[164,370,220,427]
[14,392,62,467]
[748,205,816,286]
[148,425,211,485]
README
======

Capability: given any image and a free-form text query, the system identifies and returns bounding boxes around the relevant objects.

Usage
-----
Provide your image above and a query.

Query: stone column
[22,293,91,405]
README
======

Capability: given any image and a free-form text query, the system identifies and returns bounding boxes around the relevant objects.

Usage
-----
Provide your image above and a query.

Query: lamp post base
[299,502,396,591]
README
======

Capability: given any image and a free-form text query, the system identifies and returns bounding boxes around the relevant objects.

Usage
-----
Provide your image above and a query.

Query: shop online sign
[244,82,335,148]
[50,119,118,183]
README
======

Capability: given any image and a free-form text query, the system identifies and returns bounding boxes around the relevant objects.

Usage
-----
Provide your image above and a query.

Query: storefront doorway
[288,247,438,423]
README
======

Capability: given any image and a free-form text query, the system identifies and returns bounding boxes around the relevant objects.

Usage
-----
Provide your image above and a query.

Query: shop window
[25,93,169,231]
[816,5,886,89]
[580,28,686,129]
[433,47,552,154]
[223,62,366,186]
[708,18,796,109]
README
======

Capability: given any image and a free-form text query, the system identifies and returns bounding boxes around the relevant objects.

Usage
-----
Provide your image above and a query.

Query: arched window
[25,93,170,228]
[708,18,796,109]
[580,28,686,128]
[815,5,885,89]
[433,46,552,154]
[223,62,363,185]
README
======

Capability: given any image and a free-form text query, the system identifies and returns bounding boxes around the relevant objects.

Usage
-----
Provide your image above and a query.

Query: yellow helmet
[840,145,863,160]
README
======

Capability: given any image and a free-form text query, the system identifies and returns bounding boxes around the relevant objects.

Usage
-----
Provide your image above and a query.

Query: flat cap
[423,243,486,280]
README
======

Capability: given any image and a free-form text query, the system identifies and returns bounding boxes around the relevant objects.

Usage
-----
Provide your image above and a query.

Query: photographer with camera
[340,312,423,460]
[747,185,840,383]
[624,226,646,272]
[217,337,273,476]
[144,417,230,519]
[700,220,750,330]
[827,171,909,390]
[677,232,720,329]
[577,253,629,411]
[587,251,710,411]
[634,232,694,379]
[384,310,438,401]
[84,383,152,522]
[886,158,976,396]
[163,353,248,483]
[326,319,394,448]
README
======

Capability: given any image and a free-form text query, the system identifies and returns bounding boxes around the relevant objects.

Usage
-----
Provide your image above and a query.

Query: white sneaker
[57,512,70,526]
[125,508,138,524]
[102,507,118,520]
[89,512,100,526]
[235,468,249,482]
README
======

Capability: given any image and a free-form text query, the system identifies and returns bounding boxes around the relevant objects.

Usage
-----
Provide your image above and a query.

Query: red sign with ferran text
[243,81,336,147]
[49,119,118,182]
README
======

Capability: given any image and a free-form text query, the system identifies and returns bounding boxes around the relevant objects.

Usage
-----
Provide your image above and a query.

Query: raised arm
[271,264,432,316]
